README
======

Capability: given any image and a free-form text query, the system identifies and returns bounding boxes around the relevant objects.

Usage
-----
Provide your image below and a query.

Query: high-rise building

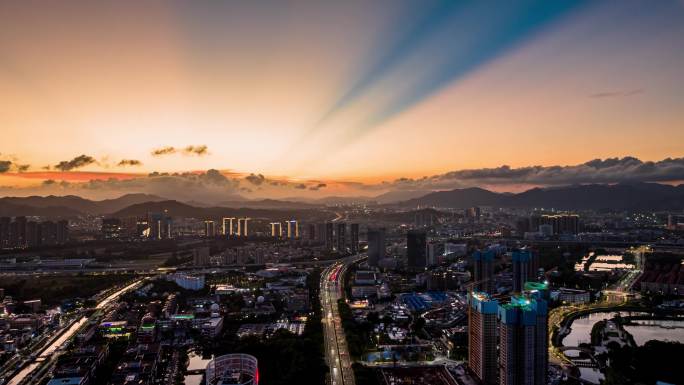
[237,218,250,237]
[0,217,10,248]
[315,223,326,243]
[512,250,538,293]
[473,250,495,293]
[308,223,316,241]
[468,292,498,385]
[14,216,27,247]
[466,207,481,221]
[56,220,69,244]
[529,214,579,235]
[204,220,216,237]
[427,242,445,266]
[193,247,211,266]
[40,220,57,245]
[415,211,435,228]
[407,230,427,269]
[26,221,39,248]
[148,213,172,239]
[287,220,299,239]
[270,222,283,237]
[498,295,548,385]
[367,228,385,267]
[325,222,334,251]
[350,223,359,254]
[336,223,346,252]
[222,217,236,236]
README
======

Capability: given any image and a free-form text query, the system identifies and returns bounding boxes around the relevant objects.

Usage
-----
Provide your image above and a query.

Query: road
[321,255,365,385]
[6,279,144,385]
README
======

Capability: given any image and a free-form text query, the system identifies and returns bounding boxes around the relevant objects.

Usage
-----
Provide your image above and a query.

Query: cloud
[54,155,97,171]
[0,160,11,173]
[117,159,143,167]
[151,146,177,156]
[590,88,644,98]
[183,145,208,156]
[245,173,266,186]
[385,156,684,191]
[15,164,30,172]
[294,183,307,189]
[151,145,209,157]
[309,183,327,191]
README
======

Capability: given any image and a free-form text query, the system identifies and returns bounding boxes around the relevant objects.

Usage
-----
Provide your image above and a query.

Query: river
[561,310,684,384]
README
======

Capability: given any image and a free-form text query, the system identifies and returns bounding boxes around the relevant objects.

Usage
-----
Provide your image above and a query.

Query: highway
[321,255,365,385]
[5,279,144,385]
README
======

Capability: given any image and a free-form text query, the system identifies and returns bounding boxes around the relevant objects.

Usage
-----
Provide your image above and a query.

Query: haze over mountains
[0,182,683,218]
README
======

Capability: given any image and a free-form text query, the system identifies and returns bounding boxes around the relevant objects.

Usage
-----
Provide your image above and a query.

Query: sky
[1,1,684,200]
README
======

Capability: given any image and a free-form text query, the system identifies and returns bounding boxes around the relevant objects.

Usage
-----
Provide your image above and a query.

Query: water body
[561,311,684,384]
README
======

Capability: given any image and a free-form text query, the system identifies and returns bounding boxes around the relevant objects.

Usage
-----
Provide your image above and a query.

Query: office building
[498,294,548,385]
[336,223,346,252]
[350,223,359,254]
[472,250,495,293]
[407,230,427,269]
[468,292,498,385]
[222,217,235,236]
[367,228,385,267]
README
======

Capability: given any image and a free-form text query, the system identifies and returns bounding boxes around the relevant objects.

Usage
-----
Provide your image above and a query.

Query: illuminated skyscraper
[468,292,498,385]
[271,222,283,237]
[237,218,250,237]
[498,294,548,385]
[287,220,299,239]
[204,220,216,237]
[222,217,236,236]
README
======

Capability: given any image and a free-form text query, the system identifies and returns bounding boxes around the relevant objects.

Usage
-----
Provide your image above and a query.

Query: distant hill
[111,200,324,220]
[0,201,83,217]
[0,193,167,216]
[400,183,684,210]
[216,198,321,210]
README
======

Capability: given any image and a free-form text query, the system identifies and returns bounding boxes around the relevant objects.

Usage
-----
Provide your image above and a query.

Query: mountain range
[400,182,684,210]
[0,182,683,217]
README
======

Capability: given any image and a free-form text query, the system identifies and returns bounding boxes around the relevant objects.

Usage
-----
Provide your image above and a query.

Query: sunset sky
[1,1,684,199]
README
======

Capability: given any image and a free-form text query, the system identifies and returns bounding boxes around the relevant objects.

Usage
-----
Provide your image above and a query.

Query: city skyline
[2,0,684,193]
